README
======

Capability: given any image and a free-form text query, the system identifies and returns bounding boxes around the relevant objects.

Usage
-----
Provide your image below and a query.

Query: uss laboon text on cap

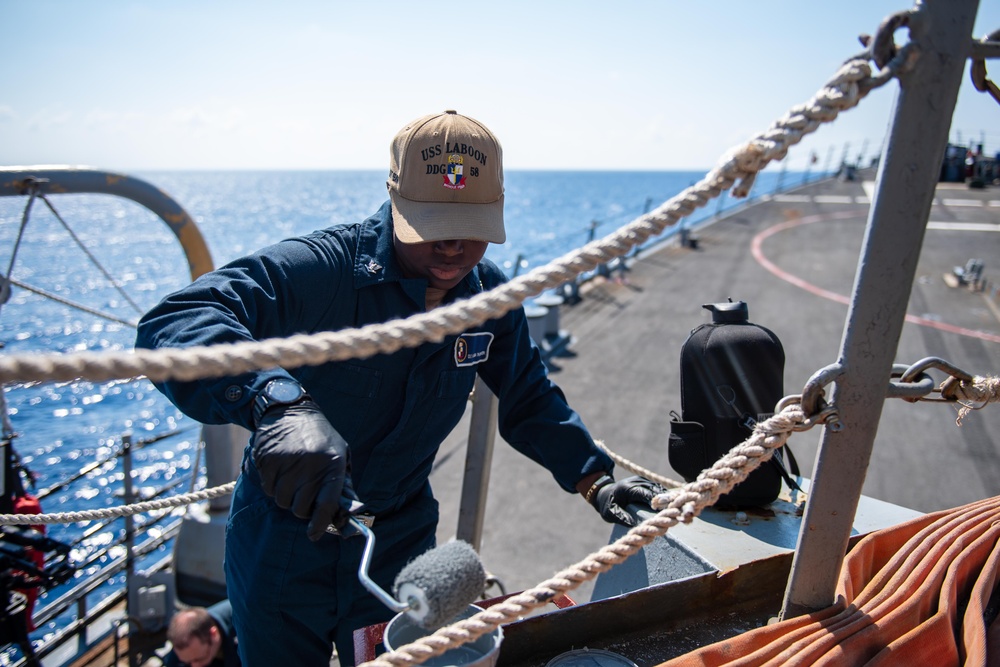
[387,110,506,245]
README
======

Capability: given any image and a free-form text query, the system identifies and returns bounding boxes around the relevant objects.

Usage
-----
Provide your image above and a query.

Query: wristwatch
[252,378,308,426]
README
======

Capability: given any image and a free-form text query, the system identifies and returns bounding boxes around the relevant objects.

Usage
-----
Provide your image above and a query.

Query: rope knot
[952,375,1000,425]
[732,142,771,174]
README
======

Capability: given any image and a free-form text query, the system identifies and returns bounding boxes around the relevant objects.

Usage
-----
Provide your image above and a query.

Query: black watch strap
[252,379,308,427]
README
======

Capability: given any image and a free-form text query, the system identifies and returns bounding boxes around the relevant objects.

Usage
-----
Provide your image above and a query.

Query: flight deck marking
[751,210,1000,344]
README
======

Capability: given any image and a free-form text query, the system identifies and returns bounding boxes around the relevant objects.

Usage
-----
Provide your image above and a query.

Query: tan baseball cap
[387,110,505,244]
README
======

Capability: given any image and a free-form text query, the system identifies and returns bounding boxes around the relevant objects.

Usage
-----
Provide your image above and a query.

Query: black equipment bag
[668,300,796,507]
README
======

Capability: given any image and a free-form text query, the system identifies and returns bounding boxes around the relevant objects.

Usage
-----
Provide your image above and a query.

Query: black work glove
[253,399,358,541]
[592,475,662,527]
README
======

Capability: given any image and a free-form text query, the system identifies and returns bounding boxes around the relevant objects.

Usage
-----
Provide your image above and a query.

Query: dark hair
[167,607,216,650]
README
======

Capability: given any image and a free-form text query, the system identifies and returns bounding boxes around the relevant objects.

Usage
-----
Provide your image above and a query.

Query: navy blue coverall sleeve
[135,231,353,431]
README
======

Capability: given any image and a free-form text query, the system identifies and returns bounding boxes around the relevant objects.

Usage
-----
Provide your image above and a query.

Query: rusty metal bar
[0,166,213,280]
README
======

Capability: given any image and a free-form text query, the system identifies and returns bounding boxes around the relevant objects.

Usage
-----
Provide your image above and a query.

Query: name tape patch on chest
[454,332,493,367]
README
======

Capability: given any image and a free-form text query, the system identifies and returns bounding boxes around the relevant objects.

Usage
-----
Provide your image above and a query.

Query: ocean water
[0,168,809,646]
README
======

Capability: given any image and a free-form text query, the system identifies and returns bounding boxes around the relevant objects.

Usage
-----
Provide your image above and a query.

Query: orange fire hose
[659,496,1000,667]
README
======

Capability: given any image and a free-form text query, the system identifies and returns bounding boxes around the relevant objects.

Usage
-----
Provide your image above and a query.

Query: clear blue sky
[2,1,997,171]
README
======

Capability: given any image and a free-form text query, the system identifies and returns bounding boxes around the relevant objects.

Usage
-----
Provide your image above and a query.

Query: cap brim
[390,192,506,244]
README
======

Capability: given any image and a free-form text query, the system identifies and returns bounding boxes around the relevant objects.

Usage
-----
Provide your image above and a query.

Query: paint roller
[329,508,487,630]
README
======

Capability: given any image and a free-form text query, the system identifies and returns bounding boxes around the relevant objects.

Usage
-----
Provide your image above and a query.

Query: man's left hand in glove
[581,474,663,527]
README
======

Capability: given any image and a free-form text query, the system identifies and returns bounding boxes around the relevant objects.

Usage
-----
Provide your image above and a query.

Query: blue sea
[0,168,812,649]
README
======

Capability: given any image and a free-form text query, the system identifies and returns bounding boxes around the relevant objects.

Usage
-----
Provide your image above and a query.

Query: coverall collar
[354,200,486,299]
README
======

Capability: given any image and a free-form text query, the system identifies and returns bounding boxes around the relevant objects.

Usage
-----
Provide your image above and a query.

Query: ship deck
[428,169,1000,612]
[72,171,1000,666]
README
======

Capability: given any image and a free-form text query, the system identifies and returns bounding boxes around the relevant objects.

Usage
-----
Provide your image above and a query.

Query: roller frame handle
[326,509,418,616]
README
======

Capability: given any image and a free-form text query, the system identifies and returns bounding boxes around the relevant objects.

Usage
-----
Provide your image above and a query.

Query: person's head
[387,110,505,290]
[167,607,222,667]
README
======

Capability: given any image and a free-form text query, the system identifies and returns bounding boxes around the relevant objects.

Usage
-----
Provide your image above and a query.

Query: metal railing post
[839,141,851,176]
[856,139,870,169]
[75,597,87,656]
[456,377,498,552]
[510,253,525,279]
[822,145,835,179]
[781,0,981,619]
[120,432,138,667]
[715,189,726,218]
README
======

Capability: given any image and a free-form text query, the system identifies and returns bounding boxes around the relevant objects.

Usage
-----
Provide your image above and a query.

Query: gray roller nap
[393,540,487,629]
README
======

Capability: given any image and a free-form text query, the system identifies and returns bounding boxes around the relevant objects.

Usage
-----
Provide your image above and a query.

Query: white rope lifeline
[0,57,884,387]
[595,439,684,489]
[0,482,235,526]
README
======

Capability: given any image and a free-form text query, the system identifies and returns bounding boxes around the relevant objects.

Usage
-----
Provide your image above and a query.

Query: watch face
[266,379,304,403]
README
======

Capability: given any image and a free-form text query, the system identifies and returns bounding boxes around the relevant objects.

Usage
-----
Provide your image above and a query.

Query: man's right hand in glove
[253,399,356,541]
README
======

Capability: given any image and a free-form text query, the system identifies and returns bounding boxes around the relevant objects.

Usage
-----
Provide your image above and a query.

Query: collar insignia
[366,259,383,274]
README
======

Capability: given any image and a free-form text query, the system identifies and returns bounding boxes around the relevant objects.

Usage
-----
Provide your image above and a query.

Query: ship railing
[30,529,177,665]
[0,166,224,665]
[514,143,867,300]
[33,425,200,503]
[4,427,202,666]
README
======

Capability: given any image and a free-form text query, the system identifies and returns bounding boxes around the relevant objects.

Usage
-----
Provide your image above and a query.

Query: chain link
[870,10,914,71]
[971,29,1000,107]
[898,356,976,403]
[784,356,981,432]
[887,363,936,402]
[849,11,918,97]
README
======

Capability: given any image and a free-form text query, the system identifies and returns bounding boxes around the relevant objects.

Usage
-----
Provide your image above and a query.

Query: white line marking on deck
[927,222,1000,232]
[941,199,984,207]
[813,195,854,204]
[772,194,812,203]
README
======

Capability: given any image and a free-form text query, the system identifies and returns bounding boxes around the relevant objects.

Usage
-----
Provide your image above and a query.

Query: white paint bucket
[383,604,503,667]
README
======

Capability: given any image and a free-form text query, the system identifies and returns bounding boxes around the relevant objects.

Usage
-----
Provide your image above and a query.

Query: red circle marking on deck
[751,211,1000,344]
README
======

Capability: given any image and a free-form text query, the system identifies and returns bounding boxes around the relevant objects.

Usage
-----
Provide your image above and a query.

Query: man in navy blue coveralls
[136,111,659,667]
